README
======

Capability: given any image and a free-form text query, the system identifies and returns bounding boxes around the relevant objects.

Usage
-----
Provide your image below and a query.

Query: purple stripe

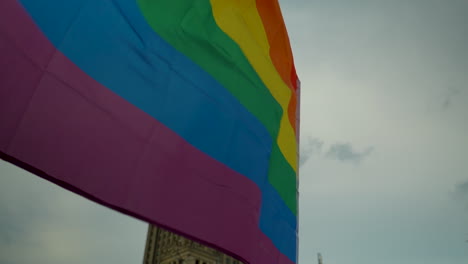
[0,1,295,264]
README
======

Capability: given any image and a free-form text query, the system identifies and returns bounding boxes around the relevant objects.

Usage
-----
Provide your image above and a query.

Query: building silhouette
[143,225,241,264]
[317,253,323,264]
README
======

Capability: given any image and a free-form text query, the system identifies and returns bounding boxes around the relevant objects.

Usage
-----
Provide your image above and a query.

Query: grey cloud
[442,87,462,110]
[454,180,468,209]
[300,139,374,165]
[454,180,468,196]
[300,138,324,166]
[325,143,374,164]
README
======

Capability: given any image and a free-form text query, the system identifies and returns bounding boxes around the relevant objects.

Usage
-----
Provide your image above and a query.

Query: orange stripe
[210,0,298,171]
[256,0,299,131]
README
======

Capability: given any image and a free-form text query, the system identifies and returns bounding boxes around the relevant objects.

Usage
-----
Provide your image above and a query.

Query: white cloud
[0,161,147,264]
[282,0,468,263]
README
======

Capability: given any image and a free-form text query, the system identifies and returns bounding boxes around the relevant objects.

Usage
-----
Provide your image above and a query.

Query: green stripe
[137,0,297,215]
[268,145,297,214]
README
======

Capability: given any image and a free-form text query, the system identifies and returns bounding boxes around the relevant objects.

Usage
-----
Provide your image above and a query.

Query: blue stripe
[19,0,296,260]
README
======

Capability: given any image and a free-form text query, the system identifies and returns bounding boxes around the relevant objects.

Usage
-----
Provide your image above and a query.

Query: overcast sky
[1,1,467,264]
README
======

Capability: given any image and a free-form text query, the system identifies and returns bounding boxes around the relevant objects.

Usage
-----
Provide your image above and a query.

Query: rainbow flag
[0,0,300,264]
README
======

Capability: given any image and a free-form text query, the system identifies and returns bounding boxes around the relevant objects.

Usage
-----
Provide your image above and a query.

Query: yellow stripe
[210,0,297,171]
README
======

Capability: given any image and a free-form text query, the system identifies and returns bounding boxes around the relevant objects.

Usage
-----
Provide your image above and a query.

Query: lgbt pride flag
[0,1,300,264]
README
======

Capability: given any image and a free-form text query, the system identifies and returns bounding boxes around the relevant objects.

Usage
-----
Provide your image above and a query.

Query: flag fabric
[0,1,300,264]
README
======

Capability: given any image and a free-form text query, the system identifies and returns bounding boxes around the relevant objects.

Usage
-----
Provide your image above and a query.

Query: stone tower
[143,225,241,264]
